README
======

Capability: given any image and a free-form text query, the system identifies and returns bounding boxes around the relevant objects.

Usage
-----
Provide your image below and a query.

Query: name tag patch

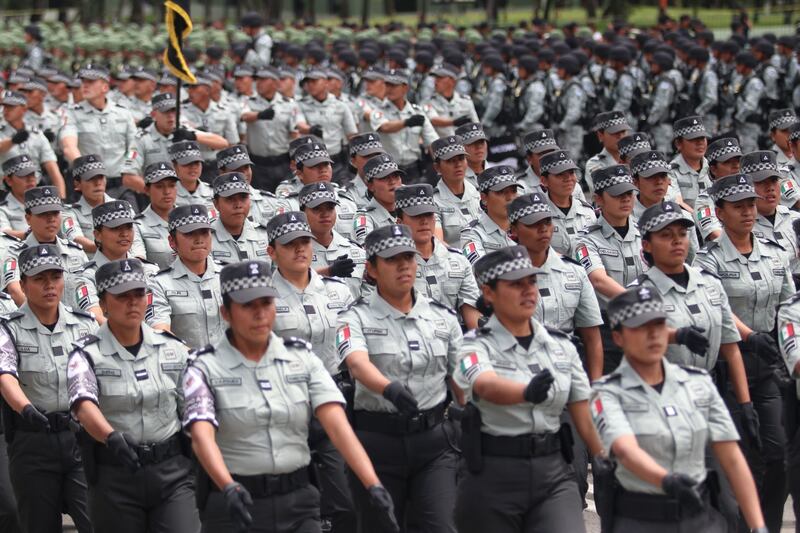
[408,340,420,351]
[211,377,242,387]
[165,290,188,297]
[201,289,213,299]
[161,362,185,372]
[663,405,678,417]
[17,345,38,354]
[95,368,122,377]
[363,328,387,336]
[718,271,740,279]
[286,373,310,383]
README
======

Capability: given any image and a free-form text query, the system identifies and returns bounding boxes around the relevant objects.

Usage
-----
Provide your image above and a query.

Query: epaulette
[114,102,127,109]
[182,98,190,105]
[134,129,147,139]
[73,334,100,349]
[430,299,458,315]
[759,237,786,251]
[262,190,277,198]
[70,103,82,110]
[64,306,95,319]
[0,291,11,300]
[0,311,23,322]
[365,205,377,212]
[679,364,708,375]
[156,328,187,345]
[584,224,602,232]
[464,326,492,339]
[156,266,174,276]
[134,213,145,220]
[561,255,580,266]
[75,261,96,274]
[699,268,720,280]
[545,325,571,339]
[10,240,27,251]
[466,219,480,228]
[347,238,364,248]
[578,198,594,209]
[699,240,719,253]
[322,276,347,285]
[670,162,680,170]
[190,344,215,358]
[1,233,21,243]
[66,240,83,250]
[447,246,462,254]
[284,336,312,350]
[632,272,650,286]
[593,372,622,385]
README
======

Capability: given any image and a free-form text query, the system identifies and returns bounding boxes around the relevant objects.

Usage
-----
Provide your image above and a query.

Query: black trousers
[0,437,20,533]
[599,321,624,375]
[309,420,356,533]
[785,383,800,533]
[8,429,92,533]
[561,410,589,507]
[454,452,585,533]
[611,506,727,532]
[351,423,458,533]
[90,454,199,533]
[252,154,291,193]
[201,484,320,533]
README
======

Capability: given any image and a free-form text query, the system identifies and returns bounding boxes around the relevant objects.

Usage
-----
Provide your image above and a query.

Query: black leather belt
[480,431,562,458]
[95,432,183,466]
[217,468,309,498]
[14,410,74,433]
[354,402,446,434]
[614,482,709,521]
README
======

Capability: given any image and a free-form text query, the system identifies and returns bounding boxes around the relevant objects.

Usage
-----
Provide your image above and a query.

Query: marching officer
[590,287,767,532]
[0,154,37,236]
[266,211,357,532]
[452,245,603,533]
[777,281,800,529]
[539,150,597,258]
[512,55,546,135]
[460,166,518,264]
[135,162,178,270]
[181,74,238,173]
[553,55,586,162]
[694,137,743,243]
[733,52,765,154]
[421,63,478,138]
[767,109,800,210]
[168,140,215,209]
[210,172,270,264]
[584,111,631,190]
[477,55,509,140]
[344,132,385,210]
[181,260,398,533]
[394,183,482,329]
[0,245,96,533]
[148,204,224,350]
[337,224,463,532]
[455,122,488,189]
[431,136,482,246]
[67,258,200,532]
[353,153,403,245]
[300,182,366,299]
[645,52,677,154]
[693,173,795,533]
[668,116,710,209]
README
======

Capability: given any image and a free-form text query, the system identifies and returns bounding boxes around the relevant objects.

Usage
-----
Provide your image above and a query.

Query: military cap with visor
[364,224,418,259]
[216,144,253,170]
[740,151,783,182]
[169,204,213,233]
[507,192,553,226]
[266,211,313,245]
[4,154,37,176]
[618,132,652,160]
[299,182,338,208]
[168,140,203,165]
[592,111,630,134]
[363,153,405,181]
[769,108,797,131]
[706,138,742,163]
[349,132,384,157]
[637,201,694,235]
[19,244,64,276]
[92,200,135,228]
[608,286,667,328]
[477,166,519,192]
[144,161,178,184]
[710,174,760,202]
[95,258,147,295]
[220,260,278,303]
[455,122,488,145]
[630,150,670,177]
[394,184,438,216]
[672,116,708,139]
[593,165,637,196]
[25,186,62,214]
[213,172,250,197]
[523,129,558,154]
[473,245,542,286]
[539,150,578,175]
[431,136,467,161]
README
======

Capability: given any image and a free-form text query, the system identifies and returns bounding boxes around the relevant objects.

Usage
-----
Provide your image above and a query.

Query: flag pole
[175,77,182,130]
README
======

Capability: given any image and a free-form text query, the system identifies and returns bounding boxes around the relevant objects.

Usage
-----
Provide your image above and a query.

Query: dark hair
[222,293,233,309]
[640,233,654,267]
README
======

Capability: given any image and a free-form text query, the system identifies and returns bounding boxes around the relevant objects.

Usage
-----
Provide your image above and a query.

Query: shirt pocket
[368,339,401,379]
[215,386,258,429]
[98,377,134,412]
[19,354,57,391]
[425,338,449,378]
[156,372,179,426]
[622,403,669,452]
[273,310,301,335]
[284,381,311,427]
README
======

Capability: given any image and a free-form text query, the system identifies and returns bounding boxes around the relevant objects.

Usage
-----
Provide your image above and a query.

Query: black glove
[42,128,56,143]
[675,326,709,356]
[105,431,141,473]
[453,115,472,127]
[257,108,275,120]
[309,125,324,138]
[662,473,705,515]
[382,381,419,415]
[367,484,400,533]
[591,455,615,478]
[523,368,554,404]
[172,127,197,142]
[136,116,154,129]
[746,332,780,363]
[329,254,356,277]
[11,130,28,144]
[21,404,50,432]
[740,402,762,452]
[222,481,253,532]
[404,114,426,128]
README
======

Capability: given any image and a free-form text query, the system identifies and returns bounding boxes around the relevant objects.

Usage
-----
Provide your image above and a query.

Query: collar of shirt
[600,215,640,241]
[172,256,218,281]
[617,355,689,391]
[541,247,570,273]
[24,233,66,252]
[97,321,166,361]
[477,212,506,235]
[435,178,478,202]
[671,153,708,177]
[216,330,297,369]
[141,206,168,227]
[18,301,78,334]
[272,267,325,297]
[484,314,546,353]
[719,231,765,263]
[367,288,430,320]
[645,264,706,295]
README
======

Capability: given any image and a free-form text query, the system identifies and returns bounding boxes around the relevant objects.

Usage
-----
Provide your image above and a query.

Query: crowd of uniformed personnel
[2,7,800,533]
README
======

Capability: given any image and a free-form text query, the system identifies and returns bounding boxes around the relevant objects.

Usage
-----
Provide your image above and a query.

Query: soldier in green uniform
[210,172,270,264]
[337,224,463,532]
[0,245,96,533]
[148,204,224,351]
[181,260,398,533]
[135,162,178,270]
[693,173,795,532]
[590,287,767,533]
[452,245,603,533]
[67,258,200,533]
[460,166,518,265]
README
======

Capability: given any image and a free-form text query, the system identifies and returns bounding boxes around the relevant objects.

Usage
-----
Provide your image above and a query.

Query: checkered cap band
[220,274,272,296]
[96,269,146,294]
[1,91,26,106]
[233,66,255,77]
[432,138,466,160]
[7,74,29,85]
[384,69,409,84]
[349,136,383,156]
[23,79,47,92]
[78,65,110,81]
[3,155,36,175]
[791,124,800,141]
[168,143,202,161]
[711,182,756,202]
[296,145,330,164]
[619,135,651,157]
[216,146,252,169]
[47,73,71,84]
[214,176,249,195]
[673,119,707,138]
[631,153,668,175]
[169,211,210,232]
[741,153,778,175]
[73,158,106,177]
[395,191,436,211]
[267,219,312,243]
[365,234,416,258]
[151,93,176,111]
[158,75,177,86]
[595,172,634,192]
[456,124,487,144]
[19,246,63,274]
[609,299,663,328]
[478,170,517,192]
[707,139,742,161]
[508,199,550,224]
[93,202,134,227]
[299,187,337,206]
[144,163,177,183]
[595,114,627,131]
[770,111,796,130]
[639,210,687,234]
[365,157,400,180]
[475,255,534,286]
[25,189,61,210]
[540,153,576,174]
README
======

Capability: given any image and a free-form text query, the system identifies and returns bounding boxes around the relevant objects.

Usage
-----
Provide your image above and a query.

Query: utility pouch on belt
[195,464,212,511]
[460,402,483,474]
[77,429,98,485]
[1,400,15,443]
[705,469,721,511]
[594,458,617,533]
[558,422,575,464]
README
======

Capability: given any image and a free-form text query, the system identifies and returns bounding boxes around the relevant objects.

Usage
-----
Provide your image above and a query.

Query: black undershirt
[651,381,665,393]
[742,251,752,259]
[124,339,143,356]
[557,204,571,216]
[613,221,629,238]
[765,212,776,226]
[516,334,534,350]
[665,270,690,288]
[43,322,56,332]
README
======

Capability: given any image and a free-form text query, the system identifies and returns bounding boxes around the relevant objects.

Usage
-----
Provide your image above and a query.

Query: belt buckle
[407,412,424,432]
[137,443,154,463]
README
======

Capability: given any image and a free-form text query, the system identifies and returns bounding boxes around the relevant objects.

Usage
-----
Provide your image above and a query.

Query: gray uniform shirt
[370,99,437,166]
[181,101,239,161]
[298,94,357,156]
[310,230,366,299]
[753,206,800,276]
[546,194,598,258]
[210,218,270,265]
[534,250,603,333]
[62,100,137,177]
[135,207,173,270]
[415,238,480,313]
[668,155,711,208]
[433,179,482,246]
[120,126,173,177]
[460,213,516,265]
[421,92,479,138]
[243,93,304,157]
[0,123,56,167]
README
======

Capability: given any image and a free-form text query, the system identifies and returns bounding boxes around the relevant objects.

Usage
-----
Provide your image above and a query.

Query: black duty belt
[216,468,309,498]
[15,410,74,433]
[95,432,183,466]
[614,482,709,521]
[251,153,290,166]
[354,402,446,434]
[481,431,562,458]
